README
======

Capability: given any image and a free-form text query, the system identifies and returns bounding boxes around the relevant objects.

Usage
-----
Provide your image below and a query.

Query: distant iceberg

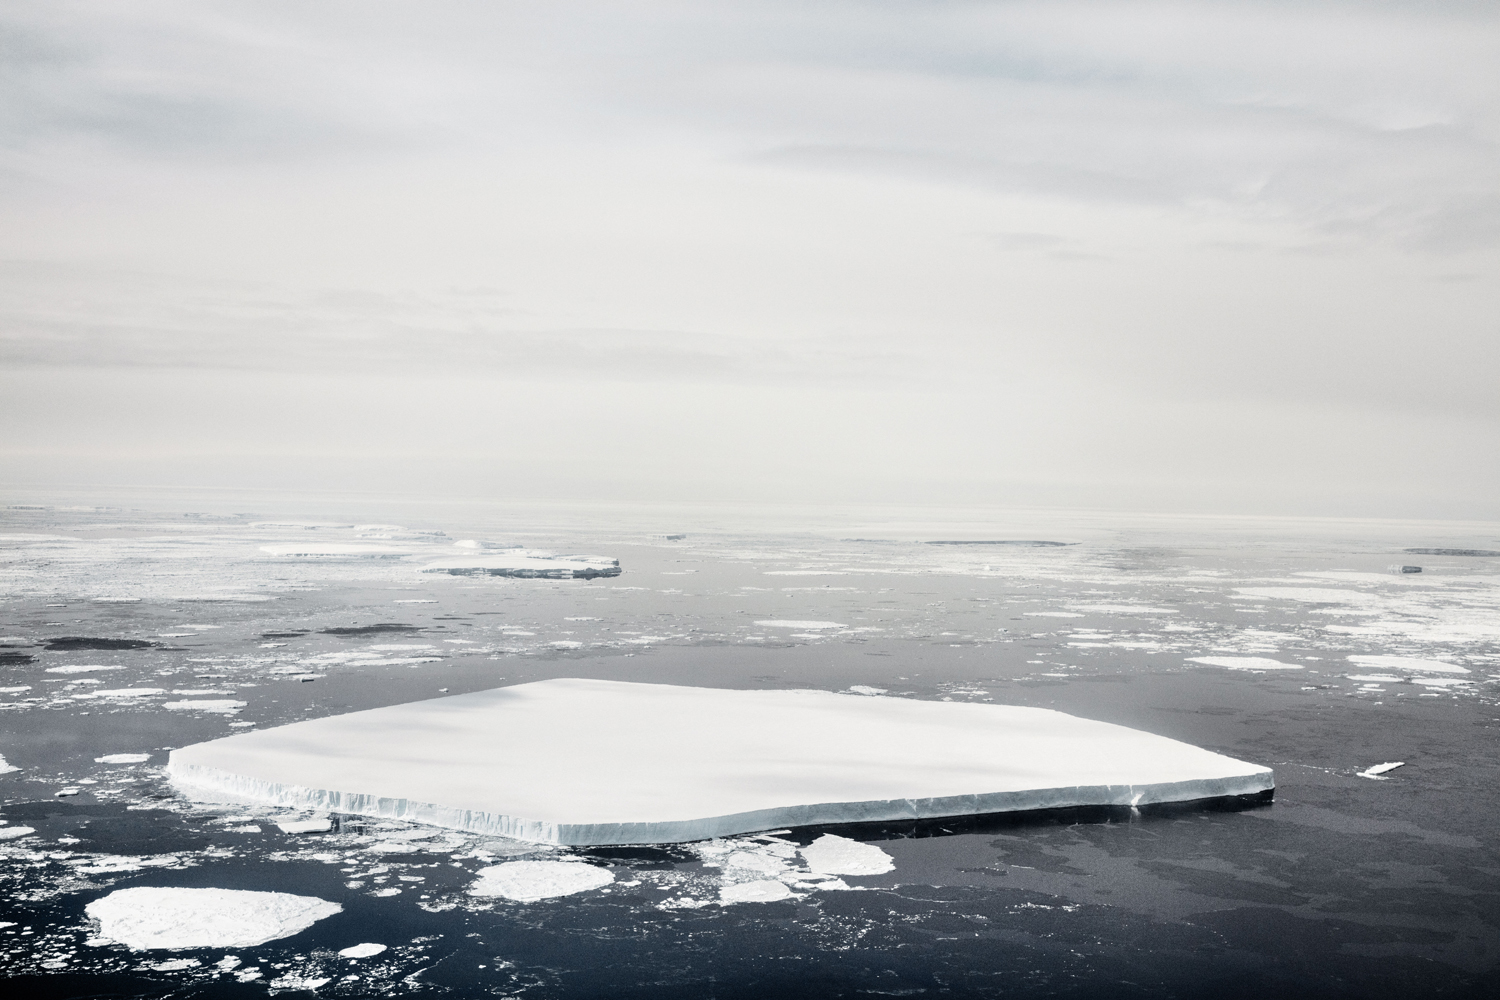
[421,549,620,579]
[168,679,1272,847]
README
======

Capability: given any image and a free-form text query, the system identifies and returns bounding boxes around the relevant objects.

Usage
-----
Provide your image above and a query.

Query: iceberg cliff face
[167,679,1273,846]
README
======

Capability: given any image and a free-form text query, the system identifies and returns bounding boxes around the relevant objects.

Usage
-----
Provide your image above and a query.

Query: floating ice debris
[1357,762,1406,779]
[85,887,341,950]
[276,816,331,834]
[89,689,165,699]
[753,620,845,629]
[0,753,19,775]
[44,665,124,674]
[800,834,895,876]
[1404,548,1500,557]
[422,550,620,579]
[720,880,794,904]
[95,753,152,764]
[338,942,387,959]
[846,685,887,696]
[164,700,246,713]
[1347,655,1469,675]
[468,860,614,902]
[0,826,36,840]
[1188,657,1302,671]
[168,679,1274,846]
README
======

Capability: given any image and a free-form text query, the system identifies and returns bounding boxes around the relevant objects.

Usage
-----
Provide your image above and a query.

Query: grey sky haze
[2,1,1497,516]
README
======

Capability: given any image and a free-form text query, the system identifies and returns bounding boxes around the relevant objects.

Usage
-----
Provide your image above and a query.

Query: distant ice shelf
[420,549,620,579]
[167,679,1274,847]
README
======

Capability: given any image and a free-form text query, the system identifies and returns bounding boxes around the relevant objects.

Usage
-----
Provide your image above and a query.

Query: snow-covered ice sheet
[167,679,1273,846]
[85,887,341,950]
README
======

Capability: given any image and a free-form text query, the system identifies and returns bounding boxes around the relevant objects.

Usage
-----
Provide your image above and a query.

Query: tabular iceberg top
[168,678,1272,845]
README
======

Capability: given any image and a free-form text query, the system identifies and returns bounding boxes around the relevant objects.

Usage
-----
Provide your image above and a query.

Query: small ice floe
[1347,655,1468,675]
[846,685,887,696]
[0,753,19,775]
[1357,761,1406,780]
[799,834,895,876]
[44,665,124,675]
[338,942,387,959]
[276,816,331,835]
[1188,657,1302,671]
[85,887,341,950]
[719,880,794,904]
[753,620,845,630]
[90,689,166,700]
[0,826,36,840]
[468,860,614,902]
[164,700,246,714]
[95,753,152,764]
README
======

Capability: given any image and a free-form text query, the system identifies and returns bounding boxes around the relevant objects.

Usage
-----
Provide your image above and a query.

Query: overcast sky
[2,1,1497,517]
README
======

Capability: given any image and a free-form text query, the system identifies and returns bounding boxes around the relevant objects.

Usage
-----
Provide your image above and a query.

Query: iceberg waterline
[167,679,1273,846]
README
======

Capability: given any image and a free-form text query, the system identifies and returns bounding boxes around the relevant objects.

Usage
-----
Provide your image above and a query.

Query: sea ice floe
[164,700,246,713]
[1346,655,1469,675]
[95,753,152,764]
[1357,762,1406,779]
[752,620,845,629]
[800,834,895,875]
[0,826,36,840]
[167,679,1273,846]
[1188,657,1303,671]
[720,880,794,904]
[44,665,124,674]
[276,816,331,834]
[0,753,19,775]
[468,860,614,902]
[85,887,341,950]
[338,942,387,959]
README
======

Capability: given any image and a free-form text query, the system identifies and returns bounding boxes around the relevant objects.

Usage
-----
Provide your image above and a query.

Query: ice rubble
[421,549,620,579]
[85,887,340,950]
[168,679,1273,846]
[1188,656,1303,671]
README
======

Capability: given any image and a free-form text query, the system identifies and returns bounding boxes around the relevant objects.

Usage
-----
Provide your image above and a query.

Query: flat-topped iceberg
[421,549,620,579]
[167,679,1272,846]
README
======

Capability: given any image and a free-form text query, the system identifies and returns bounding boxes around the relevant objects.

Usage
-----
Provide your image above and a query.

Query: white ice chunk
[92,689,166,699]
[1357,761,1406,779]
[0,754,19,775]
[44,665,123,674]
[753,620,845,629]
[96,753,152,764]
[799,834,895,875]
[85,887,340,950]
[0,826,36,839]
[847,685,887,696]
[720,880,794,904]
[468,860,614,902]
[167,679,1273,846]
[338,942,387,959]
[1347,655,1469,675]
[165,700,246,713]
[1188,657,1303,671]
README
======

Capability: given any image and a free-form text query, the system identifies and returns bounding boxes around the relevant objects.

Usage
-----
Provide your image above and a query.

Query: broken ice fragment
[1357,761,1406,779]
[468,860,614,902]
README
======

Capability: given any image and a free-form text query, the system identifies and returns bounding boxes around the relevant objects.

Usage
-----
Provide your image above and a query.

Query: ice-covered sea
[3,495,1499,998]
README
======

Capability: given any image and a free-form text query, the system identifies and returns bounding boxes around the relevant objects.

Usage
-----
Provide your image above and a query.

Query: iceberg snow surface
[167,678,1273,846]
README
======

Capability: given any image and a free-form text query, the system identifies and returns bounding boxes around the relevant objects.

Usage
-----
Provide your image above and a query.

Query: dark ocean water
[2,498,1499,998]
